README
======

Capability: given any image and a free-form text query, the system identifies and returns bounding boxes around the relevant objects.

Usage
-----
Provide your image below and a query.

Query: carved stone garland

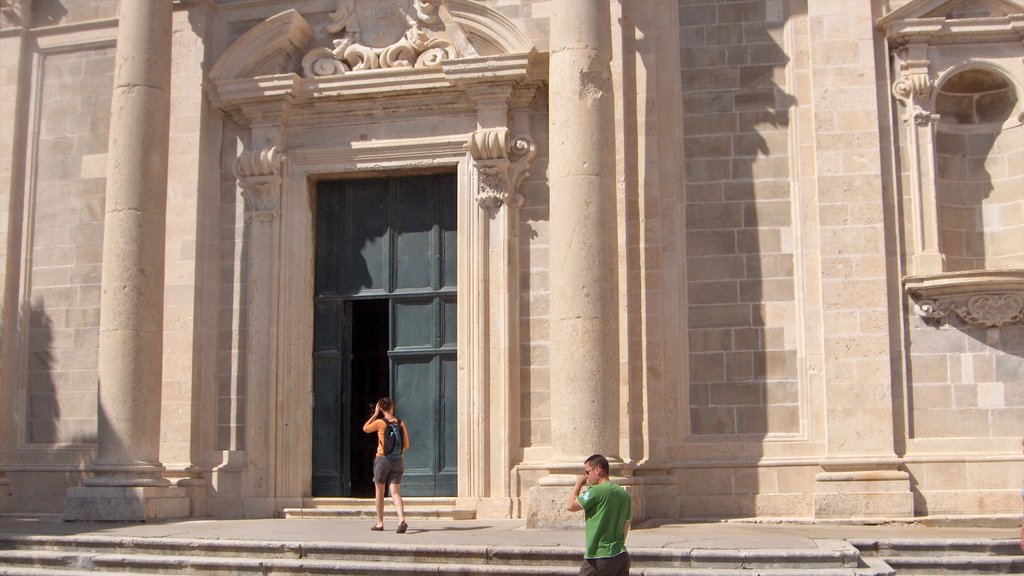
[467,128,536,210]
[302,0,468,77]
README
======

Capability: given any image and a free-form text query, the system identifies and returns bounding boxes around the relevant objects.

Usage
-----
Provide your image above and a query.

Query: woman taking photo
[362,396,410,533]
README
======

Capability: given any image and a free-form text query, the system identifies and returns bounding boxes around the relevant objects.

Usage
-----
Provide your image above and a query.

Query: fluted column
[64,0,187,520]
[548,0,619,463]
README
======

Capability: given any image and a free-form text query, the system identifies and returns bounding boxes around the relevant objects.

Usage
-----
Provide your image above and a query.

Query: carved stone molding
[236,146,284,220]
[301,0,477,77]
[467,128,535,209]
[905,269,1024,327]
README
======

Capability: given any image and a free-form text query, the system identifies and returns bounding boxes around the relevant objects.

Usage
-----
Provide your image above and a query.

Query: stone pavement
[0,515,1018,551]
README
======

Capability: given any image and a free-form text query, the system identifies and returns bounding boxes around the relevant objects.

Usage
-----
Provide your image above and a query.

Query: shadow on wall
[675,0,804,519]
[30,0,67,27]
[26,299,58,445]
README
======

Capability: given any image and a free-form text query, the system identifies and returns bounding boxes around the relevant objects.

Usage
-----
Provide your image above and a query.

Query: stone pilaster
[808,0,912,519]
[527,0,622,527]
[236,141,284,518]
[0,0,31,517]
[64,0,187,521]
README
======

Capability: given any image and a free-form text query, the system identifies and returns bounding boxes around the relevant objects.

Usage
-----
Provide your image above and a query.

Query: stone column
[64,0,187,521]
[548,0,619,466]
[527,0,620,526]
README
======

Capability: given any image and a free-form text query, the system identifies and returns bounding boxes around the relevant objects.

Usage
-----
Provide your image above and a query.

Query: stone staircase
[851,538,1024,574]
[0,533,895,575]
[282,497,477,520]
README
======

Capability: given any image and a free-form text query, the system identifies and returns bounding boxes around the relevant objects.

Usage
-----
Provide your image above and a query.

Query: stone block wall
[25,46,114,446]
[680,0,801,439]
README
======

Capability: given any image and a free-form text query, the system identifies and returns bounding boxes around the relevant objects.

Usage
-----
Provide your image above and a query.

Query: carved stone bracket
[905,270,1024,327]
[236,146,284,221]
[301,0,476,77]
[891,56,934,126]
[467,128,536,210]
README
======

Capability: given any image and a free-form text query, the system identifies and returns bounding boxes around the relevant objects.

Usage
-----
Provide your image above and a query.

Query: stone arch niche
[207,0,541,518]
[879,0,1024,328]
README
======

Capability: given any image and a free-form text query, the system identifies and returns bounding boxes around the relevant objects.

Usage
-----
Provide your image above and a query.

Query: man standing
[566,454,631,576]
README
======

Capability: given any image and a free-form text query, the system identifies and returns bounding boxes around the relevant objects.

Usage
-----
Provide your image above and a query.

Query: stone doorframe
[207,5,540,517]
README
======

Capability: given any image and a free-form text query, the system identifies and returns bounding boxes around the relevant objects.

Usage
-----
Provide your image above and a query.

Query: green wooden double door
[312,174,457,498]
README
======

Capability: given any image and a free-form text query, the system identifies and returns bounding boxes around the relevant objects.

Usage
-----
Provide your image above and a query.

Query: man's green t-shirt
[576,481,630,559]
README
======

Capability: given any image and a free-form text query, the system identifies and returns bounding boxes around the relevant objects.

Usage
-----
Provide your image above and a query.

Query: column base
[526,475,585,528]
[814,468,914,519]
[526,471,645,528]
[63,486,189,521]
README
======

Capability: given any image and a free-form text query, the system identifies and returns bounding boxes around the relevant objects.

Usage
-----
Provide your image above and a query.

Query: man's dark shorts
[579,552,629,576]
[372,456,404,485]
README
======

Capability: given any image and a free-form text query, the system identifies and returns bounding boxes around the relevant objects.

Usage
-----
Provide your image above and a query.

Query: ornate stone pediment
[301,0,477,77]
[207,1,539,126]
[878,0,1024,46]
[210,0,533,84]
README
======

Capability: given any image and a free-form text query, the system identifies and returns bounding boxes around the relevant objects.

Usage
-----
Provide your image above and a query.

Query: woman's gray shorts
[372,456,404,485]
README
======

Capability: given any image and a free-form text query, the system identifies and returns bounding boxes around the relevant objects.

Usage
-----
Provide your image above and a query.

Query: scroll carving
[468,128,536,210]
[301,0,474,77]
[236,146,284,221]
[892,58,934,126]
[916,294,1024,328]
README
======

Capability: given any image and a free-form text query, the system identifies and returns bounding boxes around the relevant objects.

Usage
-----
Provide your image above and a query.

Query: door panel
[392,355,437,495]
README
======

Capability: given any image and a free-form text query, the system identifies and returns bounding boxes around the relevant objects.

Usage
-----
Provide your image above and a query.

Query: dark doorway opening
[349,298,389,497]
[312,174,458,498]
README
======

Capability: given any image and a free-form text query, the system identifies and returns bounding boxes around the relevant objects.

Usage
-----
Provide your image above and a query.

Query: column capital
[467,129,535,210]
[236,146,284,219]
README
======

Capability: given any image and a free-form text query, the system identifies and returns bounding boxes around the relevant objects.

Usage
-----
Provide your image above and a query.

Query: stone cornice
[210,53,533,127]
[904,269,1024,327]
[882,15,1024,46]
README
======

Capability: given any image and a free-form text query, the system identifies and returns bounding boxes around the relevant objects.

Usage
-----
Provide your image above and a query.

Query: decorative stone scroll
[0,0,23,29]
[905,270,1024,327]
[235,146,284,221]
[467,128,536,209]
[915,294,1024,327]
[301,0,476,77]
[891,57,934,126]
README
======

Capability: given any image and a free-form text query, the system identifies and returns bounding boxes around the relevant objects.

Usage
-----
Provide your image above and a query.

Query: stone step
[0,533,893,574]
[851,538,1024,575]
[852,537,1023,557]
[283,497,476,520]
[879,555,1024,574]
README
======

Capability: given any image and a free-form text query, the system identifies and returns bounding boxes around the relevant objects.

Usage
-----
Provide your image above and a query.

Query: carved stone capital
[467,129,536,210]
[236,146,284,219]
[302,0,475,77]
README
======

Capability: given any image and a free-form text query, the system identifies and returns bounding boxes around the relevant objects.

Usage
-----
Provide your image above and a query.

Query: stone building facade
[0,0,1021,524]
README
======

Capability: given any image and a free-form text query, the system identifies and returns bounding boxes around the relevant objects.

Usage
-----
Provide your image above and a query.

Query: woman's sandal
[396,521,408,534]
[371,523,384,531]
